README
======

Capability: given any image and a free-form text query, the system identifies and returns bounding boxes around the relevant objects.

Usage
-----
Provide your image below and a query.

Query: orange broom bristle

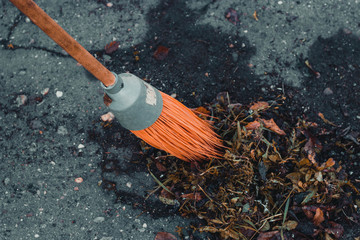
[131,92,223,161]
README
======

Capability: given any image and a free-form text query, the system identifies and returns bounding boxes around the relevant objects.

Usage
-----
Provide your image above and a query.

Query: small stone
[41,88,50,96]
[19,70,26,75]
[101,112,115,122]
[56,91,63,98]
[323,87,333,95]
[78,144,85,149]
[278,1,283,4]
[57,126,68,135]
[34,234,40,238]
[126,182,132,188]
[16,95,27,106]
[75,177,83,183]
[94,217,105,223]
[4,177,10,185]
[106,2,113,7]
[170,93,177,98]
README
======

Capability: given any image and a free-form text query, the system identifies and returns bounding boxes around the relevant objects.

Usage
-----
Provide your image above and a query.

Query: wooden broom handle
[9,0,115,87]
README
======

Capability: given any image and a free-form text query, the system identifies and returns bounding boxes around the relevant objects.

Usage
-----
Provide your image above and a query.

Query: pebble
[57,126,68,135]
[78,144,85,149]
[4,177,10,185]
[19,70,26,75]
[126,182,132,188]
[56,91,63,98]
[41,88,50,96]
[94,217,105,223]
[323,87,333,95]
[16,95,27,106]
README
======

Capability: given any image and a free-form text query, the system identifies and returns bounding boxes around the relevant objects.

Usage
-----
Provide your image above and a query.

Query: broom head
[131,92,223,161]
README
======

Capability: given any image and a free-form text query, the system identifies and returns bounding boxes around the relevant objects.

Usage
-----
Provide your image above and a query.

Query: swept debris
[147,93,360,239]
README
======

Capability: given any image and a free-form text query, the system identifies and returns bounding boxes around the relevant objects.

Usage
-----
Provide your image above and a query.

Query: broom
[9,0,223,161]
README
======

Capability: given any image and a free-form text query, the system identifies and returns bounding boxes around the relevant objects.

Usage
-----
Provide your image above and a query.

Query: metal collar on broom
[9,0,223,161]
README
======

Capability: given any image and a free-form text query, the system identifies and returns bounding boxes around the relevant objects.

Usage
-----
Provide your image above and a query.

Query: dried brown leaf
[313,208,325,226]
[283,220,298,230]
[303,208,314,219]
[180,192,202,202]
[104,41,120,54]
[155,232,177,240]
[320,158,335,170]
[286,172,301,184]
[159,189,177,205]
[194,106,210,115]
[325,221,344,239]
[153,46,169,60]
[261,118,286,135]
[250,101,269,111]
[245,120,261,130]
[156,162,167,172]
[257,230,280,240]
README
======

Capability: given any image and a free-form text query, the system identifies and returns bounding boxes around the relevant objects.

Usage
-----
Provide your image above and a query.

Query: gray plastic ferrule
[101,72,163,131]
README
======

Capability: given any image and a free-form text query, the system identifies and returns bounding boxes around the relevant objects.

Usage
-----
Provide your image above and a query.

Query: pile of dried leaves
[146,92,360,240]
